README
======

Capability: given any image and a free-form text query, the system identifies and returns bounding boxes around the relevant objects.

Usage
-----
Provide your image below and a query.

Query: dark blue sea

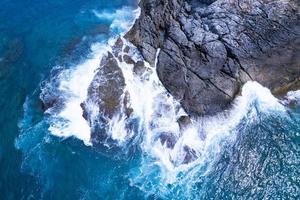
[0,0,299,199]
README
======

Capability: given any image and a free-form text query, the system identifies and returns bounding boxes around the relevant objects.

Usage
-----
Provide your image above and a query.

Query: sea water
[0,0,299,199]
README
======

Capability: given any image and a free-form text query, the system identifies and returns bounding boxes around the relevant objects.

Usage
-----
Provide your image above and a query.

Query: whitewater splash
[92,6,139,34]
[46,43,107,145]
[41,4,296,184]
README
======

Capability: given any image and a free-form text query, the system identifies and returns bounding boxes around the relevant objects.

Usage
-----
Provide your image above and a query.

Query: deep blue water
[0,0,299,199]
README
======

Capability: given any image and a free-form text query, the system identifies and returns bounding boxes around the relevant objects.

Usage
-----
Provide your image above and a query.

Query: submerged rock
[125,0,300,116]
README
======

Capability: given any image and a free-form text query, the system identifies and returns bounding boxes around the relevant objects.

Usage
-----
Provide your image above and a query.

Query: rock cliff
[125,0,300,116]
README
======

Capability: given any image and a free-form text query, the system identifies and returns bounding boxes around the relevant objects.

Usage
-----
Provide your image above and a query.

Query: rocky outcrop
[125,0,300,116]
[81,38,145,148]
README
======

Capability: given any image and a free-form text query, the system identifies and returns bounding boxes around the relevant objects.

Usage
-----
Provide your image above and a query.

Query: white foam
[93,6,140,35]
[283,90,300,105]
[99,43,182,145]
[202,81,285,141]
[51,33,287,181]
[130,80,286,183]
[49,43,108,145]
[103,45,188,179]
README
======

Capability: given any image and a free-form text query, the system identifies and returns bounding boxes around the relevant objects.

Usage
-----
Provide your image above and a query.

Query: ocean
[0,0,299,199]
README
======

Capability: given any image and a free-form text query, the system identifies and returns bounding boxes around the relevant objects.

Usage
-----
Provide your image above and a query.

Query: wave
[93,6,141,34]
[46,43,108,145]
[126,79,295,197]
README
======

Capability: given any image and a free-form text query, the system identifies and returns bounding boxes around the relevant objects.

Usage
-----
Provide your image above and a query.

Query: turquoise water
[0,0,299,199]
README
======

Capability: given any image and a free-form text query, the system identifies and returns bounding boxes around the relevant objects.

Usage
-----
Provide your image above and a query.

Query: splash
[93,6,141,34]
[282,90,300,105]
[125,78,290,197]
[47,43,108,145]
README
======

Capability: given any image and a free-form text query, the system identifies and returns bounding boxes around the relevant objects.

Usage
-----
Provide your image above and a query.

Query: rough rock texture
[82,39,133,120]
[125,0,300,116]
[81,38,143,147]
[87,52,125,119]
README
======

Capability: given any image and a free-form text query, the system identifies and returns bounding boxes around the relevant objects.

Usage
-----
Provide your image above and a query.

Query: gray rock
[133,60,146,76]
[123,54,135,65]
[83,52,125,120]
[177,115,192,132]
[112,37,123,57]
[125,0,300,116]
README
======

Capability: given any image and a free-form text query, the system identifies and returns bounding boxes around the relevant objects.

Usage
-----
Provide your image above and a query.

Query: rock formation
[125,0,300,116]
